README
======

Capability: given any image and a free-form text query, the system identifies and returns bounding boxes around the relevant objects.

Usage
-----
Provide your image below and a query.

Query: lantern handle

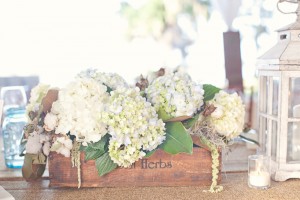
[277,0,300,18]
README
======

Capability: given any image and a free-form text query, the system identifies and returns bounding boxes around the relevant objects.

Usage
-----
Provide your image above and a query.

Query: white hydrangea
[146,71,204,118]
[146,67,188,84]
[50,136,73,157]
[102,87,166,167]
[146,67,173,84]
[26,83,50,118]
[208,91,245,139]
[49,78,109,146]
[77,68,128,90]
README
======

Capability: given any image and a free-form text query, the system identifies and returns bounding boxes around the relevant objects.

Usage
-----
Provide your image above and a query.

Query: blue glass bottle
[2,108,27,168]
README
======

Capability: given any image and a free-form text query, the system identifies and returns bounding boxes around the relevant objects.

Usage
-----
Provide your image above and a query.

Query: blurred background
[0,0,298,128]
[0,0,295,84]
[0,0,299,173]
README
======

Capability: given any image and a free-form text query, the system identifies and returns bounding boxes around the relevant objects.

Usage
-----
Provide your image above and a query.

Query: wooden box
[48,147,221,187]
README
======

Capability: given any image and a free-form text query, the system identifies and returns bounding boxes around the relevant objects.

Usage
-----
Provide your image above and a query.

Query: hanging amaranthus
[190,117,224,193]
[71,140,81,188]
[200,136,223,193]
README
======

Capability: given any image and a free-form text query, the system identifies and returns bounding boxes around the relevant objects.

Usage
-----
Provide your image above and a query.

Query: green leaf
[95,152,117,176]
[203,84,221,102]
[239,135,260,147]
[85,150,106,160]
[140,90,146,98]
[81,135,110,160]
[160,122,193,155]
[182,114,200,129]
[50,143,62,152]
[91,135,110,150]
[79,145,87,151]
[104,84,113,93]
[19,138,27,156]
[83,145,96,152]
[33,152,47,164]
[157,108,172,121]
[22,153,46,180]
[165,115,192,122]
[81,134,110,152]
[144,149,156,158]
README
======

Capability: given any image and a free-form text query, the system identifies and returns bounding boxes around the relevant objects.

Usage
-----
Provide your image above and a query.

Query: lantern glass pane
[287,122,300,163]
[259,116,268,154]
[289,77,300,118]
[259,76,268,113]
[271,120,277,161]
[272,77,279,116]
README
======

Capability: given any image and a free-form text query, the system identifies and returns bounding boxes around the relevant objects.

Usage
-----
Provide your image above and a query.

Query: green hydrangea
[102,87,165,167]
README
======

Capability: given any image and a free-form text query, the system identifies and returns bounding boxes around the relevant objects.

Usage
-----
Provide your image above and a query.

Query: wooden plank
[48,148,221,187]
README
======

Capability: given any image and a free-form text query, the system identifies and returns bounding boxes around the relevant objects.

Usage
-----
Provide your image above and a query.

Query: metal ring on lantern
[277,0,300,15]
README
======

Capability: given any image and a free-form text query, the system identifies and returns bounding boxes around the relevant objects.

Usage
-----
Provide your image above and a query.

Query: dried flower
[43,113,58,132]
[135,75,149,91]
[25,126,51,155]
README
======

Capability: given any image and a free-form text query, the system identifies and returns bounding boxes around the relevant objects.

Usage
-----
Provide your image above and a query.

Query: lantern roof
[277,20,300,31]
[257,1,300,69]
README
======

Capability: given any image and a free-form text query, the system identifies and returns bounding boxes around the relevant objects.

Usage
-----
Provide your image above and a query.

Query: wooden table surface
[1,172,300,200]
[2,131,299,200]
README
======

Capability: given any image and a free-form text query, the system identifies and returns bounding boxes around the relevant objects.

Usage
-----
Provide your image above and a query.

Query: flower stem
[200,136,223,193]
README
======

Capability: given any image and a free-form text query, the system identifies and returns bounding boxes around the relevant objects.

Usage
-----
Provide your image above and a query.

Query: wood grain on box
[48,148,221,187]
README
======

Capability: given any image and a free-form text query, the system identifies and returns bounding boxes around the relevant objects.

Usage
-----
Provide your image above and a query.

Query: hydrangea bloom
[146,67,173,84]
[146,72,204,118]
[26,83,50,118]
[208,91,245,139]
[46,78,109,146]
[77,68,128,90]
[102,87,166,167]
[50,136,73,157]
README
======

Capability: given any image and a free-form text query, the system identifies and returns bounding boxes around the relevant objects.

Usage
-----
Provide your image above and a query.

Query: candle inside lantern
[248,155,270,189]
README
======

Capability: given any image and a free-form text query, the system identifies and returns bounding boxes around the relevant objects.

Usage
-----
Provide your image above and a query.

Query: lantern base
[272,170,300,181]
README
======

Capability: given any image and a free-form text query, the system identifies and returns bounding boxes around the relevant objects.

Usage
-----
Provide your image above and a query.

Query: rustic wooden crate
[48,147,221,187]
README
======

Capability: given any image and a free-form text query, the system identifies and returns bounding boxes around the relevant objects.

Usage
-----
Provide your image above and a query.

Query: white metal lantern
[257,0,300,181]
